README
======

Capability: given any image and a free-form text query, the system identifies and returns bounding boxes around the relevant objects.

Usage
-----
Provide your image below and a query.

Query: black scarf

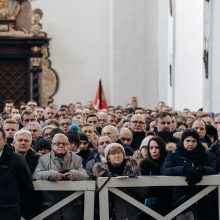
[107,159,126,176]
[176,143,207,166]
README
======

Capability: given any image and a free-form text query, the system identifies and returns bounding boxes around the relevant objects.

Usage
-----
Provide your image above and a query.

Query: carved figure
[0,0,9,18]
[8,0,32,32]
[31,8,46,37]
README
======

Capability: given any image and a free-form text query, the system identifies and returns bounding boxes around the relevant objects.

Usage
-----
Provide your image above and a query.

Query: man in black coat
[0,128,34,220]
[129,114,146,150]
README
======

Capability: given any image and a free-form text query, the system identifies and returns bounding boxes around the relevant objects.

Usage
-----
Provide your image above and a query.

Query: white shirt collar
[0,149,3,158]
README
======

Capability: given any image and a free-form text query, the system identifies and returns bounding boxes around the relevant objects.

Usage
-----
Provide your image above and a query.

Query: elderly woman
[161,129,216,220]
[93,143,145,220]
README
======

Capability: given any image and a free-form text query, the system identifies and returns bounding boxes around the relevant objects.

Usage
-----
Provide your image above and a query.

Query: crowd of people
[0,99,220,220]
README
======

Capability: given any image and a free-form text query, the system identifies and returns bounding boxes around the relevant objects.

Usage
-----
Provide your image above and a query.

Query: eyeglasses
[120,137,132,142]
[53,142,69,146]
[99,141,111,146]
[215,122,220,125]
[60,122,71,126]
[24,119,35,122]
[131,121,145,125]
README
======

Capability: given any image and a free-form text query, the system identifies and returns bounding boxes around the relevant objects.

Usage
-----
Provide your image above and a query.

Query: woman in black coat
[161,129,216,219]
[140,136,172,216]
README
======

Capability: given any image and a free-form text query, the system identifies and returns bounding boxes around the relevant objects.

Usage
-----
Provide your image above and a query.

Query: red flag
[93,80,108,110]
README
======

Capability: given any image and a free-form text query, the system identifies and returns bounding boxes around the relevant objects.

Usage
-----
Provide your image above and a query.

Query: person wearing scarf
[161,129,217,220]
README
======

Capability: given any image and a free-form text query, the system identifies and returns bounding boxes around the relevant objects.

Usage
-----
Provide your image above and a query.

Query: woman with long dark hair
[140,136,172,216]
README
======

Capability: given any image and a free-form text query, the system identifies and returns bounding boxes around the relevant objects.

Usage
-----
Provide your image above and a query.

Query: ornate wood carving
[0,2,58,108]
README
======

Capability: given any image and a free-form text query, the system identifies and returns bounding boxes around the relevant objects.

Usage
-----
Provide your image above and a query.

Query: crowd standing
[0,99,220,220]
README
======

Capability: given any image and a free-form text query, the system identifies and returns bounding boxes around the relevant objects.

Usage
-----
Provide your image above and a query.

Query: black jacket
[130,131,146,150]
[0,146,34,220]
[25,149,40,174]
[161,143,215,206]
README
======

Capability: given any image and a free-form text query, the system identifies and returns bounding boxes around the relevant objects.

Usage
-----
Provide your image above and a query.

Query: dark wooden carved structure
[0,2,58,112]
[0,38,49,111]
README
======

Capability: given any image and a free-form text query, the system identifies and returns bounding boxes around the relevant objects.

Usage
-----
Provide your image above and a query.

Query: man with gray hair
[119,127,134,156]
[129,114,146,150]
[14,130,39,174]
[24,121,43,150]
[13,129,40,219]
[0,127,34,220]
[101,125,119,143]
[33,133,88,220]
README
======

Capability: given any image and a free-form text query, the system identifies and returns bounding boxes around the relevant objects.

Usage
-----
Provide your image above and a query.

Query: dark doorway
[0,58,30,111]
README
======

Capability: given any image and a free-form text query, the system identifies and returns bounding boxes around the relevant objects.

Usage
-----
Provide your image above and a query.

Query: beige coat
[33,150,88,181]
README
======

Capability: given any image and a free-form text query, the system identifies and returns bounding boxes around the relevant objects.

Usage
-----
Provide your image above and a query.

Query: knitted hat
[66,131,80,146]
[69,123,80,132]
[104,143,125,161]
[181,129,200,143]
[79,132,89,142]
[206,124,218,141]
[35,138,51,151]
[139,135,154,149]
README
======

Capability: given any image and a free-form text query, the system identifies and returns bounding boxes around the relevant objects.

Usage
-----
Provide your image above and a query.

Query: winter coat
[130,131,146,150]
[33,150,88,220]
[25,149,40,174]
[93,159,147,220]
[0,146,34,220]
[140,154,172,216]
[85,150,103,180]
[161,143,216,218]
[208,139,220,173]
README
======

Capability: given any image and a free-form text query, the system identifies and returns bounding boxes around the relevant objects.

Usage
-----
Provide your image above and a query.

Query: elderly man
[14,130,39,174]
[129,114,146,150]
[97,112,108,128]
[0,128,34,220]
[33,133,88,220]
[101,125,119,143]
[86,135,111,179]
[24,121,43,149]
[119,127,134,156]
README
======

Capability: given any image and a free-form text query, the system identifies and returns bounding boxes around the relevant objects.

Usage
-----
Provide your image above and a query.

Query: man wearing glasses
[33,133,88,220]
[129,114,146,150]
[59,116,72,133]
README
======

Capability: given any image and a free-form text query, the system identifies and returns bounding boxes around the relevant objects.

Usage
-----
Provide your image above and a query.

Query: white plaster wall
[158,0,170,106]
[209,0,220,112]
[32,0,111,106]
[112,0,159,108]
[32,0,169,108]
[173,0,203,111]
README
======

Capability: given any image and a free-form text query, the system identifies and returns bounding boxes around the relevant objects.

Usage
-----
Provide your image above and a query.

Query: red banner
[93,80,108,110]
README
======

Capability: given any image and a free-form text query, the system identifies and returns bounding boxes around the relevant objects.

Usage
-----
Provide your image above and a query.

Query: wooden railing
[97,175,220,220]
[30,180,96,220]
[24,175,220,220]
